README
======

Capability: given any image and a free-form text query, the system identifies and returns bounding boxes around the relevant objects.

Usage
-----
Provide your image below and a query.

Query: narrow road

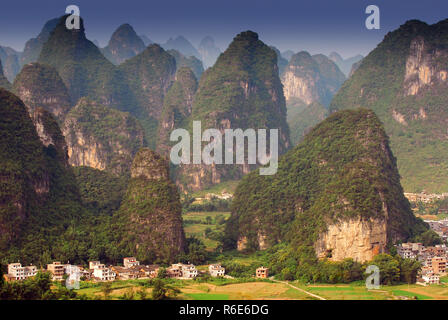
[270,278,327,300]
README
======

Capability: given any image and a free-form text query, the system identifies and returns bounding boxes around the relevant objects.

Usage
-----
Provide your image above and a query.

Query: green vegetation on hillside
[12,62,71,121]
[287,101,328,145]
[112,148,186,264]
[38,16,133,110]
[330,19,448,192]
[119,44,176,148]
[225,108,427,280]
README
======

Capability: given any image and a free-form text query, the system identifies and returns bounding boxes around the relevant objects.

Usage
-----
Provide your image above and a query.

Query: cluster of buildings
[3,257,228,282]
[204,192,233,200]
[4,263,38,281]
[404,192,448,204]
[424,219,448,242]
[396,243,447,285]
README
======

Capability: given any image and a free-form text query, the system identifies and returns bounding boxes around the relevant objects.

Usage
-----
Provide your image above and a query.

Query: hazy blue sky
[0,0,447,58]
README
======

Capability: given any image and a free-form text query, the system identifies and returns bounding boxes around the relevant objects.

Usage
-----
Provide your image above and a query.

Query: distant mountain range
[329,52,364,77]
[0,14,440,273]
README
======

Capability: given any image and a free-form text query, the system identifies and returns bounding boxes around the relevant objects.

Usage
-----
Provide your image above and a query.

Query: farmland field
[71,277,448,300]
[182,211,230,250]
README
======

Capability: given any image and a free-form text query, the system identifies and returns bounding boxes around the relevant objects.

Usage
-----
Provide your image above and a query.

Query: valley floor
[73,277,448,300]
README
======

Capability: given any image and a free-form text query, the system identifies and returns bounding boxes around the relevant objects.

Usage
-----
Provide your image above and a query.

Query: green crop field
[71,278,448,300]
[182,211,230,250]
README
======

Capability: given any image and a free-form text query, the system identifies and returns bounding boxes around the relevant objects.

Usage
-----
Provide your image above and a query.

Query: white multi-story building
[7,263,37,281]
[209,264,225,277]
[93,264,116,281]
[123,257,140,269]
[169,263,198,279]
[422,273,440,285]
[181,264,198,278]
[89,261,101,270]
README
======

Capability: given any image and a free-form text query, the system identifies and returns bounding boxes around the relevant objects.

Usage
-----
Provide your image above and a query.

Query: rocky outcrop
[403,36,448,96]
[12,63,71,121]
[330,19,448,193]
[314,217,387,262]
[227,108,426,260]
[176,31,290,191]
[102,24,146,65]
[31,107,70,163]
[115,148,186,263]
[282,51,346,107]
[63,98,146,175]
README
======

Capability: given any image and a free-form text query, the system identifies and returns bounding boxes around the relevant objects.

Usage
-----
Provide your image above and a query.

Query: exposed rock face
[314,217,387,262]
[12,63,71,121]
[31,107,70,161]
[175,31,290,192]
[0,59,12,90]
[167,49,204,80]
[330,19,448,193]
[329,52,364,77]
[283,52,345,145]
[102,24,146,65]
[282,51,346,107]
[198,36,221,69]
[163,36,201,60]
[226,108,426,261]
[115,148,186,263]
[156,67,198,157]
[63,98,146,175]
[20,18,59,66]
[403,36,448,96]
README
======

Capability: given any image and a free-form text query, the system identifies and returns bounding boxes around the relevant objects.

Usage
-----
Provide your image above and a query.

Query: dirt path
[270,279,326,300]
